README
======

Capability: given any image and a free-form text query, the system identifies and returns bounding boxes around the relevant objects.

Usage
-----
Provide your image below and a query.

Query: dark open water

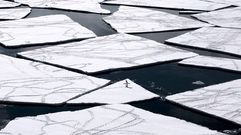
[0,4,241,134]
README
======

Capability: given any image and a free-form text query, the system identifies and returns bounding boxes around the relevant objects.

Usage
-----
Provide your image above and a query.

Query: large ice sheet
[0,104,224,135]
[14,0,110,14]
[0,14,96,47]
[68,79,159,104]
[193,7,241,29]
[18,33,198,74]
[165,27,241,56]
[102,0,229,11]
[103,6,211,33]
[0,7,31,20]
[0,0,20,8]
[0,54,109,105]
[179,55,241,73]
[203,0,241,7]
[167,79,241,125]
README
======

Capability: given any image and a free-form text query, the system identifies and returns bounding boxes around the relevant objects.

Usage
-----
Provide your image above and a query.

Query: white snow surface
[167,79,241,125]
[0,7,31,20]
[18,33,198,74]
[0,14,96,47]
[0,54,109,105]
[68,79,159,104]
[179,55,241,73]
[193,7,241,29]
[0,104,225,135]
[103,6,211,33]
[102,0,229,11]
[166,27,241,56]
[14,0,110,14]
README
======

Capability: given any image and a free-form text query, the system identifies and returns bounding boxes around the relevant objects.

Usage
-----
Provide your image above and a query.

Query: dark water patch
[0,103,97,129]
[97,62,241,96]
[134,30,192,43]
[27,8,117,36]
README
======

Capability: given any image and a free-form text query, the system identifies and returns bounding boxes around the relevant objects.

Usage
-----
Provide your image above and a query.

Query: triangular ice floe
[0,54,109,105]
[165,27,241,56]
[193,7,241,29]
[68,79,159,104]
[179,55,241,73]
[167,79,241,126]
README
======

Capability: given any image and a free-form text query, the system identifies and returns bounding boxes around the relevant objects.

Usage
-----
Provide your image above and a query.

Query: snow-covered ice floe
[14,0,110,14]
[165,27,241,56]
[167,79,241,126]
[193,7,241,29]
[0,104,225,135]
[0,0,20,8]
[103,6,211,33]
[18,33,198,74]
[179,55,241,73]
[202,0,241,7]
[0,14,96,47]
[102,0,229,11]
[68,79,159,104]
[0,7,31,20]
[0,54,109,105]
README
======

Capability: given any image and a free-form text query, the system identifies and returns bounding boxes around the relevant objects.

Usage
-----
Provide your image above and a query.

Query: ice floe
[14,0,110,14]
[103,6,211,33]
[0,7,31,20]
[102,0,229,11]
[167,79,241,125]
[165,27,241,56]
[0,14,96,47]
[0,104,225,135]
[203,0,241,7]
[193,7,241,29]
[0,0,20,8]
[179,55,241,73]
[68,79,159,104]
[18,33,197,74]
[0,54,109,105]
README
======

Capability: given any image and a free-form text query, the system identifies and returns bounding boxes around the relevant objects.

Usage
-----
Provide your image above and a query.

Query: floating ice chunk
[14,0,110,14]
[192,80,205,85]
[166,27,241,56]
[68,79,159,104]
[167,79,241,126]
[0,14,96,47]
[103,6,211,33]
[18,33,198,74]
[0,7,31,20]
[0,54,109,105]
[179,55,241,73]
[0,104,225,135]
[193,7,241,29]
[102,0,229,11]
[0,0,20,8]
